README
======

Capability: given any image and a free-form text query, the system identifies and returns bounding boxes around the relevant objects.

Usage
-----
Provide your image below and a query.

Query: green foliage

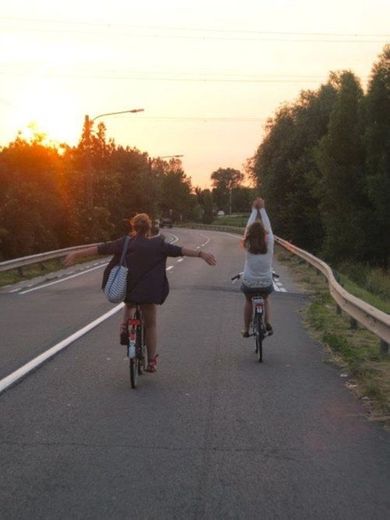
[0,124,196,260]
[252,45,390,268]
[210,167,244,213]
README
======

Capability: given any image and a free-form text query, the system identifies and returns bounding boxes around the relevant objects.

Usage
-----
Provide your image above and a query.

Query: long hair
[243,221,267,254]
[131,213,151,236]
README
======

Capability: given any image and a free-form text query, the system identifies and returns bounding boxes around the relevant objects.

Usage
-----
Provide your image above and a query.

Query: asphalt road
[0,228,389,520]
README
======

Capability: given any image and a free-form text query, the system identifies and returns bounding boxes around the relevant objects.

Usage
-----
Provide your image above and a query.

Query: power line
[0,17,389,37]
[0,18,388,43]
[0,69,369,84]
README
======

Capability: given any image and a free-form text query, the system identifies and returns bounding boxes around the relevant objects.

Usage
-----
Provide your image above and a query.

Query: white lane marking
[222,233,243,239]
[3,264,178,392]
[0,303,124,395]
[166,266,174,271]
[166,232,179,244]
[18,263,107,295]
[177,258,184,262]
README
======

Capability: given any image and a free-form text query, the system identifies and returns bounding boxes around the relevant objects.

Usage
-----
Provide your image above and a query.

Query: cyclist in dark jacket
[64,213,216,372]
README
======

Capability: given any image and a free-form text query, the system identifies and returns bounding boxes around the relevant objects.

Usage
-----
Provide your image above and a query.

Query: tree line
[1,46,387,266]
[252,45,389,269]
[0,117,253,260]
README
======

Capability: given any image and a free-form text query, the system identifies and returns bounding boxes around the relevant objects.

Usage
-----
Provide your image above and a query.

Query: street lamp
[83,108,144,208]
[148,154,183,174]
[89,108,144,122]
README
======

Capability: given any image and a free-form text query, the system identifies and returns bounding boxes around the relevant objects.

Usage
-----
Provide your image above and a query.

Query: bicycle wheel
[136,324,145,376]
[255,314,264,363]
[130,357,139,388]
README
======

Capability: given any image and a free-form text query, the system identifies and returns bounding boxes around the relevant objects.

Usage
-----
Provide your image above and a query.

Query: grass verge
[0,256,102,288]
[276,246,390,429]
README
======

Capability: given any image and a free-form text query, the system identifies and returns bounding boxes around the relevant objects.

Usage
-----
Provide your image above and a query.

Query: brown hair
[130,213,151,236]
[243,221,267,254]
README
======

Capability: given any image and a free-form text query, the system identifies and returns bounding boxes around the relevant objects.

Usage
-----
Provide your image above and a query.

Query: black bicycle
[232,272,278,363]
[125,305,147,388]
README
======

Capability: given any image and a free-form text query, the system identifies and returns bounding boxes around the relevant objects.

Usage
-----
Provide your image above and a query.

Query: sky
[0,0,389,188]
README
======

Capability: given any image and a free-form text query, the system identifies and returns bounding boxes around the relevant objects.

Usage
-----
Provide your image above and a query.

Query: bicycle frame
[126,305,146,388]
[231,272,277,363]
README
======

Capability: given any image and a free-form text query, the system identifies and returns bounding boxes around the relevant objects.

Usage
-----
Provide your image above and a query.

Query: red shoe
[145,354,159,373]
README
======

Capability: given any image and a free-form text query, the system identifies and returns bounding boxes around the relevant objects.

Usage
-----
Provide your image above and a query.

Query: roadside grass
[212,214,248,227]
[276,246,390,428]
[0,256,102,288]
[337,272,390,313]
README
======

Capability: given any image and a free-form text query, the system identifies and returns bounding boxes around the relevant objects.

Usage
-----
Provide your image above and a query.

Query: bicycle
[231,272,279,363]
[124,305,147,388]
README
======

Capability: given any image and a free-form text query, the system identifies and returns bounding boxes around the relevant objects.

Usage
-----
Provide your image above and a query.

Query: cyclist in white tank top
[241,198,274,337]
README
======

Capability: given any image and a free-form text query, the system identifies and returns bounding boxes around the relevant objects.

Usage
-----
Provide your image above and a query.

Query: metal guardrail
[2,226,389,348]
[274,237,390,347]
[0,243,100,273]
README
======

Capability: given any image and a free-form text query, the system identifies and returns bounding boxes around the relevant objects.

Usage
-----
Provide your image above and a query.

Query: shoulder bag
[104,236,131,303]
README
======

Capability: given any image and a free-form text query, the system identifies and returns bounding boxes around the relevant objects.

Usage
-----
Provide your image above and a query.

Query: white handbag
[104,236,130,303]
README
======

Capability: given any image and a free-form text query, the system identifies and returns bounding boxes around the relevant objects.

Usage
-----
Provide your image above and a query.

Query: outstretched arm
[181,248,216,266]
[63,246,99,267]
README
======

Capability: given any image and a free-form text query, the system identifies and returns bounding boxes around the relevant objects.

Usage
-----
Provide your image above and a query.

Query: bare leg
[122,304,134,326]
[140,304,157,359]
[244,296,253,332]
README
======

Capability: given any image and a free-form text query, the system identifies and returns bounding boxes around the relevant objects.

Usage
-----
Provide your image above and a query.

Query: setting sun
[14,80,81,145]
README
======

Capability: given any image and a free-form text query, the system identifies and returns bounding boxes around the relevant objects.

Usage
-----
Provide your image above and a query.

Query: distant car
[217,210,225,217]
[160,217,173,228]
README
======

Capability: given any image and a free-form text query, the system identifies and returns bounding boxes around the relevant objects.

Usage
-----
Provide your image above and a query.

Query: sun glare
[15,81,81,146]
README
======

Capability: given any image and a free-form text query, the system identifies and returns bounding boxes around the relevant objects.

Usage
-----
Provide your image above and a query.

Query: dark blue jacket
[98,235,182,304]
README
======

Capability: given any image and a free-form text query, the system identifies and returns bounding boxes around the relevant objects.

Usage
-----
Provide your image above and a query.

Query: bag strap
[119,236,131,267]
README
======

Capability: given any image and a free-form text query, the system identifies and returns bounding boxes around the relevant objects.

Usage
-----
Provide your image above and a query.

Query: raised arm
[259,208,273,235]
[244,198,263,235]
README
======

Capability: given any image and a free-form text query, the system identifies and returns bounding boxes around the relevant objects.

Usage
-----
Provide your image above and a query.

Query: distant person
[240,198,274,337]
[64,213,216,373]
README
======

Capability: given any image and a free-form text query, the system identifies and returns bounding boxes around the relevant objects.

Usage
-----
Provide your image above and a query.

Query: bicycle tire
[130,358,138,388]
[255,313,263,363]
[136,324,145,376]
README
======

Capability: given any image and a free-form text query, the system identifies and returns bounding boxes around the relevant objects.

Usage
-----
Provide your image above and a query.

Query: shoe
[241,330,250,338]
[266,323,273,336]
[145,354,159,373]
[120,325,128,345]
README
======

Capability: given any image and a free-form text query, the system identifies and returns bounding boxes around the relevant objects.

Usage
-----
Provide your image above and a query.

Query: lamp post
[84,108,144,208]
[148,154,184,174]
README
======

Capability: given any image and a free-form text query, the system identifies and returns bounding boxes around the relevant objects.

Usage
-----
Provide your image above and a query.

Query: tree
[210,167,244,214]
[159,161,194,221]
[364,45,390,267]
[253,83,336,250]
[0,134,65,259]
[315,71,369,262]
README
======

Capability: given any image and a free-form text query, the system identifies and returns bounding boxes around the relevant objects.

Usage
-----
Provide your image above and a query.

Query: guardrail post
[380,340,389,356]
[350,318,358,330]
[336,304,342,315]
